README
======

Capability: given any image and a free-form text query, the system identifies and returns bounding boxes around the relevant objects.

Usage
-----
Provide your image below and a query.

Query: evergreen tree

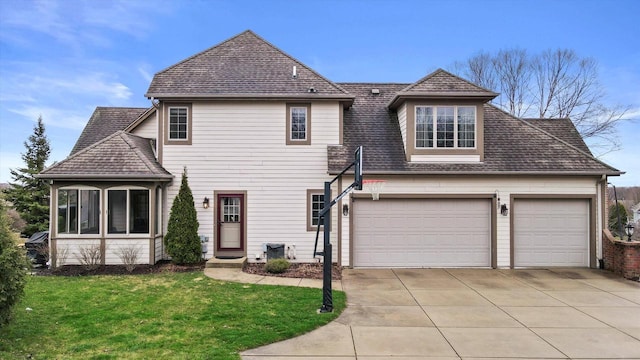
[164,168,201,264]
[608,203,628,238]
[4,116,51,237]
[0,199,29,327]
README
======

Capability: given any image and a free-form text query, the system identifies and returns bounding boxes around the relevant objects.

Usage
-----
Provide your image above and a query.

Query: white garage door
[353,198,491,268]
[514,199,589,267]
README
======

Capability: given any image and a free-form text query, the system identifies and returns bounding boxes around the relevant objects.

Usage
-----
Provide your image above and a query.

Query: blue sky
[1,0,638,186]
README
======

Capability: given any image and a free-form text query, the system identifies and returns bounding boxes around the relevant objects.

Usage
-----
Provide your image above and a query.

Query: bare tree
[492,49,531,117]
[450,48,630,154]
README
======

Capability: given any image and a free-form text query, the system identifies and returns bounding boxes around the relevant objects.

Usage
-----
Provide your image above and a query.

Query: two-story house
[39,30,621,269]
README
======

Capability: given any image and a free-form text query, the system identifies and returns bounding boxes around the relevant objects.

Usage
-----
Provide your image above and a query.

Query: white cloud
[8,106,89,130]
[0,0,171,50]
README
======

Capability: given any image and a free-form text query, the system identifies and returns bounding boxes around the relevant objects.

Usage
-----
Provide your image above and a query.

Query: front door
[216,193,245,258]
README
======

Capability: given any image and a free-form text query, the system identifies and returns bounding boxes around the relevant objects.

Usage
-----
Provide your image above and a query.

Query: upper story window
[164,103,192,145]
[415,106,476,149]
[58,188,100,235]
[286,103,311,145]
[169,107,188,140]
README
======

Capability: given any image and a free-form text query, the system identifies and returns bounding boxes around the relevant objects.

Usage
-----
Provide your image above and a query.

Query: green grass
[0,272,346,360]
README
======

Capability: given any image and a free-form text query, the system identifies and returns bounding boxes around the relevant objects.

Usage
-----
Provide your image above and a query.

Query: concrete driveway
[242,268,640,359]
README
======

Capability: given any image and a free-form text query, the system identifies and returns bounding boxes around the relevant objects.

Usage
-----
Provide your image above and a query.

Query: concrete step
[205,256,247,269]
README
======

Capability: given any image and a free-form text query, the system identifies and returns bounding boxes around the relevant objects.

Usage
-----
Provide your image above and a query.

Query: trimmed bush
[0,200,30,327]
[264,258,290,274]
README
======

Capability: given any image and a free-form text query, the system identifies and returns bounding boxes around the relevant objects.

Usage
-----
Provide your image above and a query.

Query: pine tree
[164,168,202,264]
[4,116,51,237]
[608,203,628,238]
[0,199,29,326]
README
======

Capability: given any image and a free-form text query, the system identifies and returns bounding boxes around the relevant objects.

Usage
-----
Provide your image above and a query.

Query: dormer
[388,69,497,163]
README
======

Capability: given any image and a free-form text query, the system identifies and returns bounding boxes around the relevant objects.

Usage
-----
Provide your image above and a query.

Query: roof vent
[292,66,297,79]
[371,88,380,95]
[308,87,317,93]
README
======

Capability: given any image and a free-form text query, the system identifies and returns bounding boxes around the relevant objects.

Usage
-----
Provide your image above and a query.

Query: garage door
[514,199,589,267]
[353,198,491,267]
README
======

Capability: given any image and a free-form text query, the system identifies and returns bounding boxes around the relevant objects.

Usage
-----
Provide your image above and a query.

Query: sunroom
[38,131,173,267]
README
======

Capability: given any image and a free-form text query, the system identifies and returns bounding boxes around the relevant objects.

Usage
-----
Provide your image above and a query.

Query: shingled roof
[524,118,592,154]
[145,30,354,102]
[388,69,498,108]
[329,83,621,176]
[71,107,149,155]
[40,131,172,181]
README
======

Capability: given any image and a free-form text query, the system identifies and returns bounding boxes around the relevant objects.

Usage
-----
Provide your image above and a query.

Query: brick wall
[603,230,640,280]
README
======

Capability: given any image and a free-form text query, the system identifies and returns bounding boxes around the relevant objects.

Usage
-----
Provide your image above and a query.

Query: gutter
[328,170,625,177]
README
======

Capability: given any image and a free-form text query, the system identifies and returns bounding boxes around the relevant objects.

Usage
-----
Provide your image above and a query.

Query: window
[58,188,100,235]
[415,106,476,149]
[286,103,311,145]
[307,189,325,231]
[169,107,188,140]
[107,189,150,234]
[164,103,192,145]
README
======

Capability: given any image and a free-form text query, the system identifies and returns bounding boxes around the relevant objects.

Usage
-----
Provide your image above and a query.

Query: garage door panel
[514,199,589,267]
[354,198,491,268]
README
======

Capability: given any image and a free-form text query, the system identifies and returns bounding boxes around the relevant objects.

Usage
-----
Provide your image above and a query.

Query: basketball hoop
[362,179,385,200]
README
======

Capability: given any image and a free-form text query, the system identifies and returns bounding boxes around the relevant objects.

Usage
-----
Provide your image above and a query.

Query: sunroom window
[108,189,150,234]
[415,106,476,149]
[58,189,100,234]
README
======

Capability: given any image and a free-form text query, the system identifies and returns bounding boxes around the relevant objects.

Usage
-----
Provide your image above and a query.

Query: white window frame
[307,190,325,231]
[290,106,308,141]
[107,187,151,236]
[168,106,189,141]
[57,186,102,237]
[415,105,476,149]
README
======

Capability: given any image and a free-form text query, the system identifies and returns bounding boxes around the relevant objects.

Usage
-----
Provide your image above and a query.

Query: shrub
[0,200,29,326]
[56,245,69,267]
[264,258,290,274]
[75,244,101,270]
[608,203,628,237]
[116,245,141,272]
[164,168,202,264]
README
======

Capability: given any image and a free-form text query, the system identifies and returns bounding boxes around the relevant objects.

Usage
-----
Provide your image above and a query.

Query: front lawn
[0,272,346,359]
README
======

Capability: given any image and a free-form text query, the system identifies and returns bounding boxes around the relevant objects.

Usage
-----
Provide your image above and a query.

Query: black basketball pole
[320,180,333,312]
[313,146,362,313]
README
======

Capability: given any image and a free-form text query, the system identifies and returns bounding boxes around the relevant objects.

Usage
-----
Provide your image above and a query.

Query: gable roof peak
[388,68,498,108]
[145,29,353,100]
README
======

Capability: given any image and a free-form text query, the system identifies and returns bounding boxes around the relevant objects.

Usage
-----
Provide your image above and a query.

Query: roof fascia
[387,92,497,109]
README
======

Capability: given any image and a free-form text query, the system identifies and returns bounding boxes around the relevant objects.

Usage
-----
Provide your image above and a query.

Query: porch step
[206,256,247,269]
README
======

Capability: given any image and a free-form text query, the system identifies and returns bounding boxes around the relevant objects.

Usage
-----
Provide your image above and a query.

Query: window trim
[415,105,477,149]
[107,187,151,236]
[286,103,311,145]
[307,189,325,231]
[164,103,192,145]
[56,186,101,237]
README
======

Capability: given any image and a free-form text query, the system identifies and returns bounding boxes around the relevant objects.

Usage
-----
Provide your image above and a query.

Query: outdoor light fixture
[203,197,210,209]
[625,223,635,242]
[500,204,509,216]
[342,204,349,216]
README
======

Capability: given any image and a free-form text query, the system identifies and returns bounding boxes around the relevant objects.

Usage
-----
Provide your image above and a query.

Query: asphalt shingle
[71,107,149,155]
[40,131,172,181]
[146,30,353,100]
[330,83,620,176]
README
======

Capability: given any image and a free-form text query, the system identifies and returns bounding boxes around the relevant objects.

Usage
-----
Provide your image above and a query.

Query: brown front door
[216,193,245,258]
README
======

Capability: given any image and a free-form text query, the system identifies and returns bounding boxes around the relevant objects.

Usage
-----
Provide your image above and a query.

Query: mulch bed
[243,262,342,280]
[33,260,341,280]
[33,260,205,276]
